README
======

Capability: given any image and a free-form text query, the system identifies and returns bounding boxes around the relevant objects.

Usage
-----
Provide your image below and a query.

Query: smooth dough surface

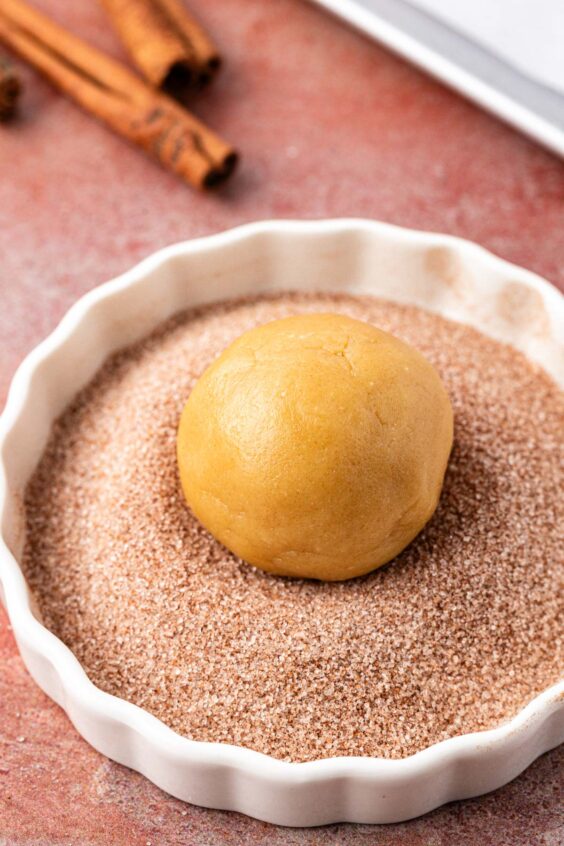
[177,313,453,580]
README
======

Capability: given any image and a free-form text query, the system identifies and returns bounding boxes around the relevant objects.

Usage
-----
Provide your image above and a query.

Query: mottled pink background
[0,0,563,843]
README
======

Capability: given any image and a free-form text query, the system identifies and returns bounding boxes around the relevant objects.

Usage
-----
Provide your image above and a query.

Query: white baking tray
[310,0,564,158]
[0,220,562,826]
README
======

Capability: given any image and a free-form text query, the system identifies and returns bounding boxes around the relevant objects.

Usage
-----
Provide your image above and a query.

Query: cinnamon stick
[101,0,220,91]
[0,0,236,188]
[0,54,21,120]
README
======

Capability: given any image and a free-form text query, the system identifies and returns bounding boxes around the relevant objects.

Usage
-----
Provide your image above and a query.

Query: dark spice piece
[0,55,21,120]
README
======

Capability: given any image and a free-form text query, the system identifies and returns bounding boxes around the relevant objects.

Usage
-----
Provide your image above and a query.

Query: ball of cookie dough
[177,313,453,581]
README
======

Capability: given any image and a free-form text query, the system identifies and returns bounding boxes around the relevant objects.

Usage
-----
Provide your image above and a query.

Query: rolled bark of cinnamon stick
[0,54,21,120]
[101,0,220,90]
[0,0,236,188]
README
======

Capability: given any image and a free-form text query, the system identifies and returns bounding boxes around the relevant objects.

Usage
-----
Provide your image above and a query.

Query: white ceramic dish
[0,220,562,827]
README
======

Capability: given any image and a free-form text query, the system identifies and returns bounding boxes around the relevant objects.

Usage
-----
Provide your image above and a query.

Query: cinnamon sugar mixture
[22,294,564,761]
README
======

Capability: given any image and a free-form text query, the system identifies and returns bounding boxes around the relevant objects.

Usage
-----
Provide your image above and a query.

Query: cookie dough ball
[177,313,453,581]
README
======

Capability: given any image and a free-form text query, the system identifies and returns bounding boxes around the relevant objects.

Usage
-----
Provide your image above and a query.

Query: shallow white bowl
[0,220,563,826]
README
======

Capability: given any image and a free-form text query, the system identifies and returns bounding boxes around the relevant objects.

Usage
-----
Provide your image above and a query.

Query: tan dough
[177,313,453,580]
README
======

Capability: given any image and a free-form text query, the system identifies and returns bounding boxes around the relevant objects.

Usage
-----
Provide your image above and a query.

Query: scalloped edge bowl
[0,220,563,826]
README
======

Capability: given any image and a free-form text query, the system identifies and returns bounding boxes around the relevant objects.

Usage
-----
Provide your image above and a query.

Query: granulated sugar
[22,293,564,761]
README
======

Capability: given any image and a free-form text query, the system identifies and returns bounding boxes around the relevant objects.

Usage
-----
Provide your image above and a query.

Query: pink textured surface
[0,0,563,842]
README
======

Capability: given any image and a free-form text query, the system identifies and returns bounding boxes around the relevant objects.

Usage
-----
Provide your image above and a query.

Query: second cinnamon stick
[101,0,221,91]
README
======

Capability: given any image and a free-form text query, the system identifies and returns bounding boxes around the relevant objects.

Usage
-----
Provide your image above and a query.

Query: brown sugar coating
[22,293,564,761]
